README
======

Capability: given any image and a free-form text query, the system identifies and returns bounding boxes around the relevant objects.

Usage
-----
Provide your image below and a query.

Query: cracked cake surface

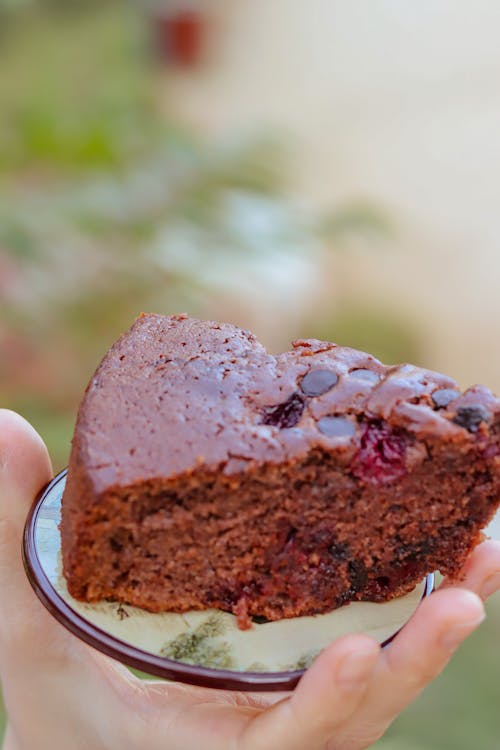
[61,313,500,628]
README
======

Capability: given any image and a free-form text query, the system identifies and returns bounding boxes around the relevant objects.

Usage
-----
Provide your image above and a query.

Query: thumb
[0,409,75,662]
[0,409,52,528]
[0,410,141,680]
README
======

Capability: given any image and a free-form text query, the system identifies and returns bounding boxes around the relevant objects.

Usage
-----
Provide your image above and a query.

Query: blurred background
[1,1,500,746]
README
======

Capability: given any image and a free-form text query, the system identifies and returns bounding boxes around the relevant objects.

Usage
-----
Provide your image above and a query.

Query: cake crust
[61,314,500,628]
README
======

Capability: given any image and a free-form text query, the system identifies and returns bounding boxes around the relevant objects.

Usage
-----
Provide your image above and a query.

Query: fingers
[0,411,85,667]
[239,634,380,750]
[379,588,484,703]
[334,588,485,749]
[0,409,52,530]
[0,410,54,639]
[440,539,500,600]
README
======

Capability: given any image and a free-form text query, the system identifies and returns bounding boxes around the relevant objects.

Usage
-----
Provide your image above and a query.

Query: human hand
[1,409,500,750]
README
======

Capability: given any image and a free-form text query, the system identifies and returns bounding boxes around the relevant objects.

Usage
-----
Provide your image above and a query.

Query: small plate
[23,469,434,691]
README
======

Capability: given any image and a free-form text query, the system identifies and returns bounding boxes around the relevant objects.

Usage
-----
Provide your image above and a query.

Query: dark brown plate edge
[22,469,435,692]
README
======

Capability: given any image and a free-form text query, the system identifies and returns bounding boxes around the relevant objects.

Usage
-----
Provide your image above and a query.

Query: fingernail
[480,572,500,600]
[440,614,485,652]
[336,648,377,690]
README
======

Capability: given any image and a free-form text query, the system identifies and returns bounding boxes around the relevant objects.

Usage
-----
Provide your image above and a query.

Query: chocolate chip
[348,559,368,591]
[261,393,305,429]
[317,415,356,438]
[109,537,123,552]
[431,388,460,409]
[300,369,338,396]
[328,541,350,559]
[349,368,380,383]
[452,405,490,433]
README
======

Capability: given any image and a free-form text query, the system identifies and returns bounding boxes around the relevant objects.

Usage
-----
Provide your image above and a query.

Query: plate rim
[23,468,435,692]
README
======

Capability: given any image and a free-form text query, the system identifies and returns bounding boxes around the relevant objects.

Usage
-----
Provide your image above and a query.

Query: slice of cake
[61,313,500,629]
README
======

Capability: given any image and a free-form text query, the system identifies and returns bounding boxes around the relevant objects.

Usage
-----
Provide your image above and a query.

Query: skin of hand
[1,410,500,750]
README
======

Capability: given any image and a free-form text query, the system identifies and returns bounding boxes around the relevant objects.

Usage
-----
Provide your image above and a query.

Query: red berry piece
[351,420,407,484]
[261,393,305,429]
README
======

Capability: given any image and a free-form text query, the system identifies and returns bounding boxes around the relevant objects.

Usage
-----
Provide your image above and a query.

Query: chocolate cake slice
[61,313,500,629]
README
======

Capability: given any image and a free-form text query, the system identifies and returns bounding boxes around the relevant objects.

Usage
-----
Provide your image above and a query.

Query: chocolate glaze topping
[71,313,500,492]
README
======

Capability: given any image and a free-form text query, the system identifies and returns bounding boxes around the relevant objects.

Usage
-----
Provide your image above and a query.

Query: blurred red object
[152,8,205,67]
